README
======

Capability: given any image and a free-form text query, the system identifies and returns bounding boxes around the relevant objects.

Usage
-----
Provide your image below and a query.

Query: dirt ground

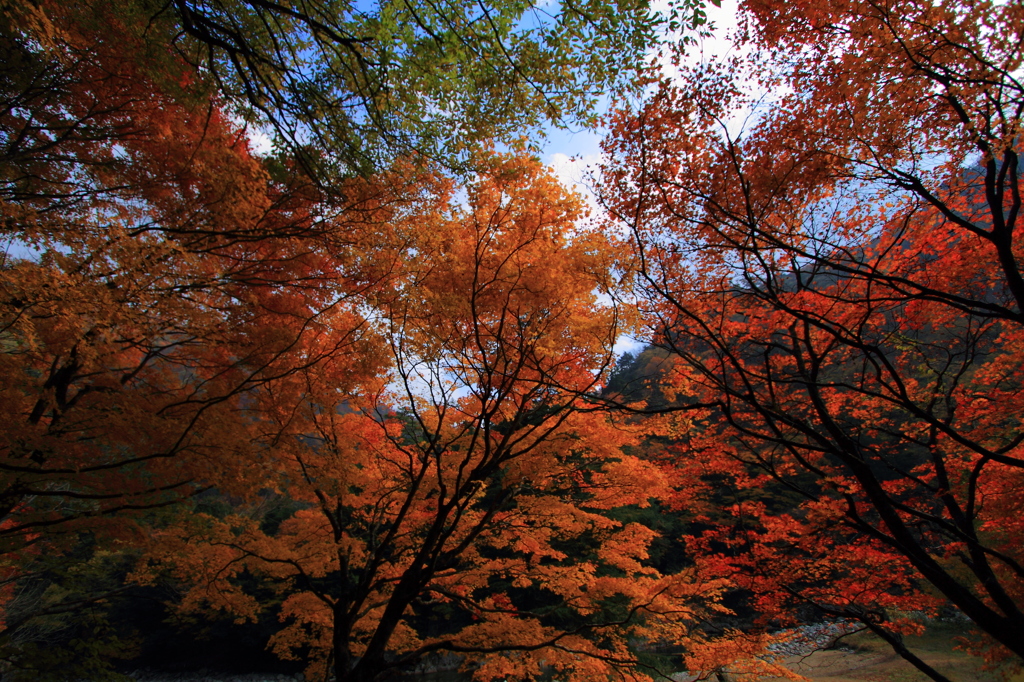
[772,629,1023,682]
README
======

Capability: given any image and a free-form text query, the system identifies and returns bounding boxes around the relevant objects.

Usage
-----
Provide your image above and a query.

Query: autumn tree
[0,4,454,672]
[600,0,1024,673]
[135,154,789,682]
[0,0,723,546]
[0,0,735,675]
[66,0,711,177]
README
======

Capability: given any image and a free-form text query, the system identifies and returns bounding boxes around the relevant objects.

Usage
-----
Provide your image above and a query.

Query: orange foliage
[0,0,436,597]
[601,0,1024,672]
[134,157,782,681]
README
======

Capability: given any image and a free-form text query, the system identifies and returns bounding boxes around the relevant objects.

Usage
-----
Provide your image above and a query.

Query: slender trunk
[844,459,1024,659]
[342,588,414,682]
[861,621,954,682]
[333,608,355,681]
[337,574,424,682]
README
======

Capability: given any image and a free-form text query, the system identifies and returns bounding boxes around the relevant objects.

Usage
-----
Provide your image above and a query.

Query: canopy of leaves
[131,155,791,682]
[600,0,1024,672]
[20,0,708,177]
[7,0,1024,678]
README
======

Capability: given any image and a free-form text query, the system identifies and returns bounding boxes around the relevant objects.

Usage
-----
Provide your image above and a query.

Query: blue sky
[538,0,744,358]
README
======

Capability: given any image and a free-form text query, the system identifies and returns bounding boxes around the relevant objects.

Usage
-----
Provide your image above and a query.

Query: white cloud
[548,151,604,217]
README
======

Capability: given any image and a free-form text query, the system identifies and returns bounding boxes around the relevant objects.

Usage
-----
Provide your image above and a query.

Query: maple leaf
[600,0,1024,673]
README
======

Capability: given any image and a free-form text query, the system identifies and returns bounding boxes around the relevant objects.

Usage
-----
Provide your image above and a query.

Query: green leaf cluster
[130,0,708,175]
